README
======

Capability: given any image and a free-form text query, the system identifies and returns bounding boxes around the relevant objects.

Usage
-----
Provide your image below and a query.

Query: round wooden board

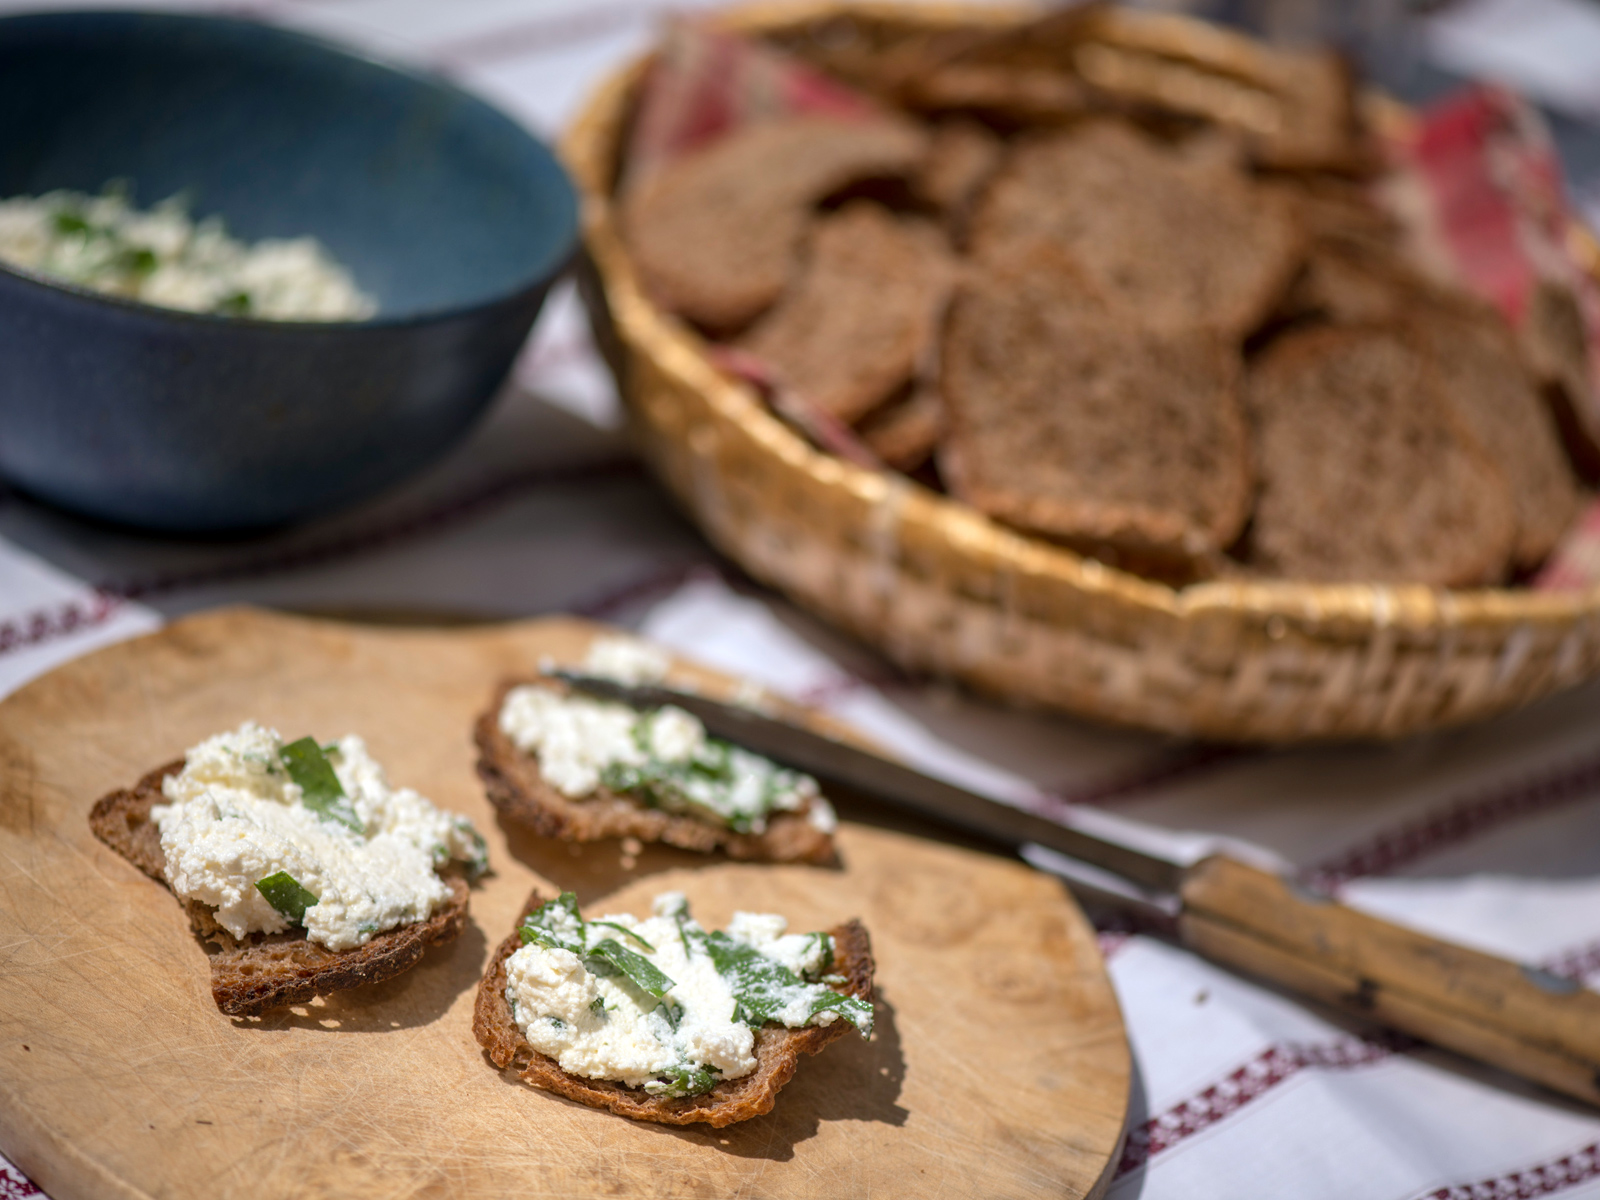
[0,608,1129,1200]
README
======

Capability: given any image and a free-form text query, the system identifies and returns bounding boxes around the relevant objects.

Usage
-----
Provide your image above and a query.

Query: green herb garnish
[586,938,674,998]
[256,871,318,924]
[460,822,490,881]
[52,210,90,236]
[520,892,585,953]
[218,290,252,315]
[118,246,158,276]
[644,1063,720,1098]
[702,930,872,1037]
[280,737,363,834]
[589,920,654,951]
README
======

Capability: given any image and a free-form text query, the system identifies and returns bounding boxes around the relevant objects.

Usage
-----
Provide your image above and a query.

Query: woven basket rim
[561,0,1600,637]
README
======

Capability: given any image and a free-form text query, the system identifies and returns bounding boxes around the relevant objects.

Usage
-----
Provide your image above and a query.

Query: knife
[555,669,1600,1108]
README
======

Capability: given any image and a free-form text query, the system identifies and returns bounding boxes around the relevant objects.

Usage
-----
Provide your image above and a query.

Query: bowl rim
[0,7,580,330]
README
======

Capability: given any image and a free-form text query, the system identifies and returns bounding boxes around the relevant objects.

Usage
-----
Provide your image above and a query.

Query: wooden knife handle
[1178,856,1600,1107]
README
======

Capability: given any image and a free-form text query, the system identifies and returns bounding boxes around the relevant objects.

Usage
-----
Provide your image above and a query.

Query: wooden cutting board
[0,608,1129,1200]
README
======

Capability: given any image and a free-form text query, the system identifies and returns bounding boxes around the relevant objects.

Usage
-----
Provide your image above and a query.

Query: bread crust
[89,762,470,1017]
[473,888,874,1127]
[474,680,836,865]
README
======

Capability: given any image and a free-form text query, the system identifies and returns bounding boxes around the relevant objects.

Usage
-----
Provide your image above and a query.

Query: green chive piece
[256,871,318,924]
[52,210,89,236]
[119,246,157,276]
[588,920,654,952]
[703,930,873,1037]
[586,939,674,998]
[280,737,363,834]
[218,290,252,315]
[520,892,585,954]
[644,1063,720,1098]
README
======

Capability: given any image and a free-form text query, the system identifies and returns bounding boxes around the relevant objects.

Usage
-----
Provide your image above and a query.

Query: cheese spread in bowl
[0,188,375,320]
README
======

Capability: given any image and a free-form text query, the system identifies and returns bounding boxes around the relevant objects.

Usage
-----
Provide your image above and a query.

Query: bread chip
[857,383,944,472]
[1071,7,1365,171]
[970,121,1302,338]
[1411,303,1583,570]
[620,115,926,333]
[89,763,469,1017]
[736,202,954,423]
[941,248,1251,568]
[915,119,1005,238]
[1244,326,1517,585]
[474,681,836,865]
[473,889,875,1127]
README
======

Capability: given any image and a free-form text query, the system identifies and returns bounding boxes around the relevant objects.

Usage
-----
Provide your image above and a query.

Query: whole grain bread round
[969,120,1303,338]
[88,763,470,1017]
[473,888,875,1127]
[736,201,954,423]
[620,114,927,334]
[1244,325,1517,585]
[475,680,836,865]
[940,246,1252,570]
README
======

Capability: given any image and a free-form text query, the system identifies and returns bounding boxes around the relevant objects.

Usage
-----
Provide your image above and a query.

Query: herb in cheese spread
[0,187,375,320]
[498,686,828,834]
[151,722,487,951]
[504,892,871,1096]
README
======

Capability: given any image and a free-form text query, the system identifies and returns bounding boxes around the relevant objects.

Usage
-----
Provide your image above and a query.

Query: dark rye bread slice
[474,680,836,865]
[857,382,944,472]
[620,115,926,334]
[940,248,1252,568]
[915,119,1004,242]
[473,888,874,1127]
[736,202,954,423]
[1244,326,1517,585]
[970,120,1302,339]
[1410,302,1583,570]
[89,762,470,1017]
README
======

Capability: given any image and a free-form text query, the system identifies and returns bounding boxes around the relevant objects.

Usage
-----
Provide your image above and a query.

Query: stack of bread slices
[620,7,1591,587]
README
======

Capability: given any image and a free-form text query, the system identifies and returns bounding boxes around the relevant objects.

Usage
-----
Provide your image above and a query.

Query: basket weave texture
[563,0,1600,742]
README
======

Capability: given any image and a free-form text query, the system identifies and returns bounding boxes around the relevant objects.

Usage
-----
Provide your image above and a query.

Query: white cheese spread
[504,891,870,1094]
[582,635,672,686]
[0,188,375,320]
[498,685,821,834]
[151,722,486,951]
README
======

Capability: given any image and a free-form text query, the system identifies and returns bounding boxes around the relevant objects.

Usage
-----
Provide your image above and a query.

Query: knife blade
[553,668,1600,1108]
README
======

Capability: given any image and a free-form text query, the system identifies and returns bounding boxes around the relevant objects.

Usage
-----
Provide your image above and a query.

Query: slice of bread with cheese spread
[89,728,479,1017]
[473,888,875,1127]
[474,678,837,865]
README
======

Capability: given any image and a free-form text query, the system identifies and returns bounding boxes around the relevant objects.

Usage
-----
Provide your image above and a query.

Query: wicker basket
[563,0,1600,743]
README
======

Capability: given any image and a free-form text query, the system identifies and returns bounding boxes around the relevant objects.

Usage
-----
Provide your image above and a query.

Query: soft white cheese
[498,684,820,833]
[151,722,483,952]
[0,189,375,320]
[582,635,671,686]
[504,894,854,1092]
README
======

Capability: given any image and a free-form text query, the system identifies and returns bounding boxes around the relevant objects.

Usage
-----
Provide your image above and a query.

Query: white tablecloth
[4,1,1600,1197]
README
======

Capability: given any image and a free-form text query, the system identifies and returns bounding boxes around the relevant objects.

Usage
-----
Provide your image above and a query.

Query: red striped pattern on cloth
[1115,1034,1413,1179]
[1417,1141,1600,1200]
[0,594,121,659]
[0,1159,40,1200]
[1302,752,1600,888]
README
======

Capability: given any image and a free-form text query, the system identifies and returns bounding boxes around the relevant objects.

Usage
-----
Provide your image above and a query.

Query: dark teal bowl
[0,10,578,532]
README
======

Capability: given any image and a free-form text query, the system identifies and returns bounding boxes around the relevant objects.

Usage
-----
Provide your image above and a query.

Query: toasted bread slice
[1071,7,1366,171]
[970,121,1302,338]
[1244,325,1517,585]
[915,119,1004,241]
[857,382,944,472]
[940,247,1251,569]
[474,681,836,865]
[473,889,874,1127]
[89,763,469,1017]
[1410,302,1583,570]
[736,202,954,423]
[620,115,926,334]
